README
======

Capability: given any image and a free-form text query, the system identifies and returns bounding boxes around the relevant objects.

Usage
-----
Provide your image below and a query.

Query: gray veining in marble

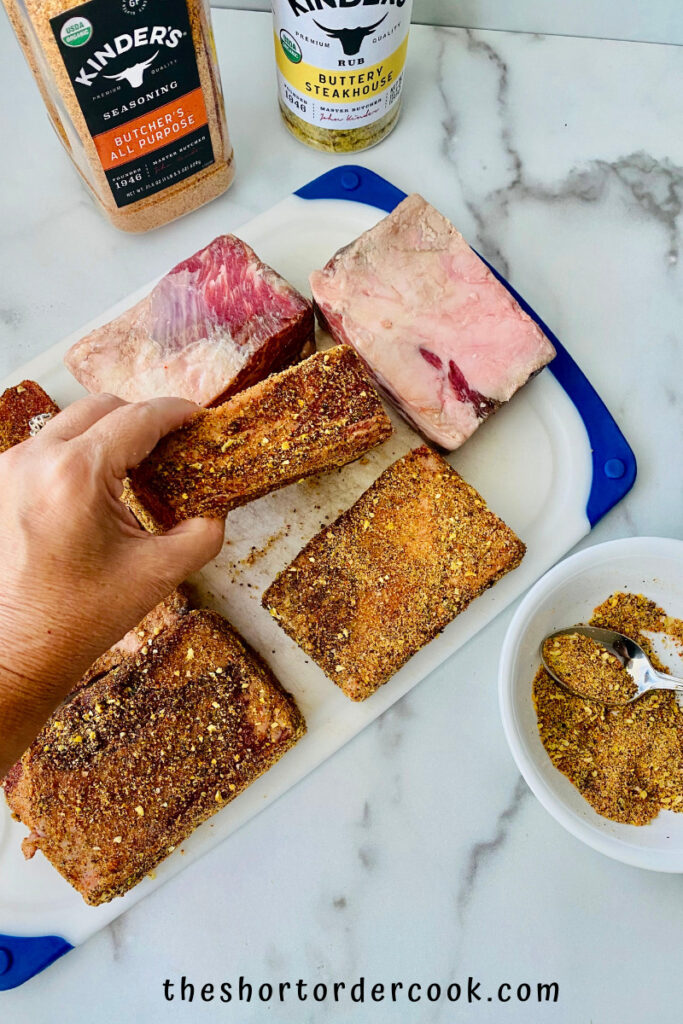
[436,27,683,276]
[456,775,530,926]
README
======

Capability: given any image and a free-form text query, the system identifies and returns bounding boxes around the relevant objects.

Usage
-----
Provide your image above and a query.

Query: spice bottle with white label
[3,0,235,232]
[272,0,413,153]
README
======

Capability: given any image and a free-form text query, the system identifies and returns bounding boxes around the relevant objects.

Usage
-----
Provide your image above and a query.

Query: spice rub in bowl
[541,631,637,705]
[533,593,683,826]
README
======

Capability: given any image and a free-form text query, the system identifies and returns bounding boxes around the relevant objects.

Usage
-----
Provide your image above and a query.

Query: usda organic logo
[280,29,302,64]
[60,16,93,47]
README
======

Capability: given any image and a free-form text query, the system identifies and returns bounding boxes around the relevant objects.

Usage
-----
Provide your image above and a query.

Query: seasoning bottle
[272,0,413,153]
[3,0,235,232]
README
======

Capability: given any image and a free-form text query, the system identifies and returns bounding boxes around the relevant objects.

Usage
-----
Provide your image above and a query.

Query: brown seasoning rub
[542,632,637,704]
[3,610,305,905]
[534,592,683,826]
[0,380,60,453]
[3,0,234,232]
[126,346,393,532]
[263,445,526,701]
[74,588,192,694]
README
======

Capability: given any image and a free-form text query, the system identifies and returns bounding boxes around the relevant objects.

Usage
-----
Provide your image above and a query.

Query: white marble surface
[1,8,683,1022]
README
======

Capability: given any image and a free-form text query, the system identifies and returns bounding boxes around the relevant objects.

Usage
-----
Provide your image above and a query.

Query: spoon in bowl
[540,625,683,707]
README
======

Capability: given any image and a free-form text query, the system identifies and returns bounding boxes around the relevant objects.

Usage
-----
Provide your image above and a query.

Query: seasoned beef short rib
[0,380,60,453]
[125,345,393,532]
[3,609,305,906]
[263,445,526,701]
[65,235,314,407]
[310,194,556,450]
[74,588,193,693]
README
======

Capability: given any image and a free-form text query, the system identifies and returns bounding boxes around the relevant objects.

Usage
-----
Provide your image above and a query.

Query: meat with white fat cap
[310,194,556,450]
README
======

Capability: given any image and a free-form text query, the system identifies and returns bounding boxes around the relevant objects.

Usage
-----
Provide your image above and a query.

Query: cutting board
[0,166,636,988]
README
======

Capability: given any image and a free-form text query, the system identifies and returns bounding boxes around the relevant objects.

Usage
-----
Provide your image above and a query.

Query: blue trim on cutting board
[296,165,637,527]
[0,933,73,990]
[296,164,405,213]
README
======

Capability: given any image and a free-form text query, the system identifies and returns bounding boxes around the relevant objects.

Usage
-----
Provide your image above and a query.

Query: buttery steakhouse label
[273,0,412,131]
[50,0,215,208]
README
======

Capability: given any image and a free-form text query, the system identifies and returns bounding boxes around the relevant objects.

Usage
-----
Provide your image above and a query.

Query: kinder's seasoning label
[49,0,215,208]
[272,0,413,152]
[3,0,234,231]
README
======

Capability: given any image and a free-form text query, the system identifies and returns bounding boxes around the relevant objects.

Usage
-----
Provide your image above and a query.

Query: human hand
[0,394,225,775]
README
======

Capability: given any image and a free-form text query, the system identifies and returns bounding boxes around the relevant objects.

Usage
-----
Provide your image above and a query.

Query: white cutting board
[0,166,635,985]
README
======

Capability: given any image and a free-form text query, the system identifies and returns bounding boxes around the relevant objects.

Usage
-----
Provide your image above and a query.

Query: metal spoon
[540,625,683,706]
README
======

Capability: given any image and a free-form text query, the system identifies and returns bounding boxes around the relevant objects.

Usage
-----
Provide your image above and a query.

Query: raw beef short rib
[310,194,556,450]
[65,235,314,406]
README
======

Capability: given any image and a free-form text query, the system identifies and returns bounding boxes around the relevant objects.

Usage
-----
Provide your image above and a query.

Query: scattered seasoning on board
[533,592,683,826]
[542,632,637,704]
[271,0,413,153]
[3,0,234,232]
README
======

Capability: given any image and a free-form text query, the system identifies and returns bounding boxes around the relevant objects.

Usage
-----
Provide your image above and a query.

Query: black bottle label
[50,0,215,208]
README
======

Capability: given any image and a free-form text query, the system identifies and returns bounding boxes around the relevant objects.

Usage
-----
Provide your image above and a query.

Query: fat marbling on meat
[310,194,556,450]
[65,235,314,406]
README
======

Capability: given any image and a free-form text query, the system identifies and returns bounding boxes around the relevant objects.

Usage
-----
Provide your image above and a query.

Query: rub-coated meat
[3,610,305,905]
[126,345,393,532]
[0,380,59,453]
[264,446,525,700]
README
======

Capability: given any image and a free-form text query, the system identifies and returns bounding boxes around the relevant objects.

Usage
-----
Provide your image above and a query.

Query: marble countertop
[1,9,682,1023]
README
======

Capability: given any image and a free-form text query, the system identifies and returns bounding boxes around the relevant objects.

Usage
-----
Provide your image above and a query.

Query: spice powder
[542,632,637,704]
[533,592,683,826]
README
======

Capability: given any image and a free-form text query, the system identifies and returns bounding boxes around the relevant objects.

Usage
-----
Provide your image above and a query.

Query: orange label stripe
[93,87,208,172]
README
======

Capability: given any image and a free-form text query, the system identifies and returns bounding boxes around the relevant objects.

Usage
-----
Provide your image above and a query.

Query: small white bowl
[499,536,683,872]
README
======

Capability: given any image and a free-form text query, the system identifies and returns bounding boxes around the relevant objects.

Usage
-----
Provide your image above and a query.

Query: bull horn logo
[104,50,159,88]
[313,14,387,56]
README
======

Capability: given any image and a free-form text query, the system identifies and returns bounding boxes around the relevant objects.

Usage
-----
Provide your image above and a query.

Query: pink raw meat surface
[65,235,314,406]
[310,194,556,450]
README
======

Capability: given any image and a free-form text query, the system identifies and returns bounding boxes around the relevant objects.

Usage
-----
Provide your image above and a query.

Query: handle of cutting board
[296,165,637,527]
[0,932,73,990]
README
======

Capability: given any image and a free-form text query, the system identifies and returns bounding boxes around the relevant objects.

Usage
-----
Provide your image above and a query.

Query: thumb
[152,517,225,579]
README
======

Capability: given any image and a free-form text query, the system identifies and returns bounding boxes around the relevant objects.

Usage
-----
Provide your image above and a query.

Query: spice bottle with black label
[272,0,413,152]
[3,0,235,232]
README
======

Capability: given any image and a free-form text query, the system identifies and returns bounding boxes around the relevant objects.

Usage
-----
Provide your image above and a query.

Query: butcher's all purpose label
[50,0,214,208]
[273,0,413,131]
